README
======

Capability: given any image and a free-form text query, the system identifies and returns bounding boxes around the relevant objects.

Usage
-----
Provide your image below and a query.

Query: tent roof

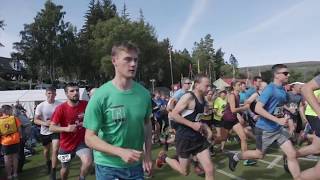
[0,88,88,104]
[213,78,230,90]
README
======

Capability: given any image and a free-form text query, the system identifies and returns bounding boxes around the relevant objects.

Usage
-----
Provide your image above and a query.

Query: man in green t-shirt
[83,41,152,180]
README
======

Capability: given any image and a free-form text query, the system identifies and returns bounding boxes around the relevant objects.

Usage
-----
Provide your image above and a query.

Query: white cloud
[175,0,209,49]
[218,0,320,67]
[0,31,19,57]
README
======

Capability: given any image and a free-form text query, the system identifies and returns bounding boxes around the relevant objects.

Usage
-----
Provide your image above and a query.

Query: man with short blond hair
[84,41,152,180]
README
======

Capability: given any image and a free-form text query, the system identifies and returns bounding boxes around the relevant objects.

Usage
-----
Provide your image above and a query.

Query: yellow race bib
[0,116,17,135]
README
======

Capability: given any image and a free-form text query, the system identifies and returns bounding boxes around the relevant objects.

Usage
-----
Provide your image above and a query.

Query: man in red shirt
[50,83,92,180]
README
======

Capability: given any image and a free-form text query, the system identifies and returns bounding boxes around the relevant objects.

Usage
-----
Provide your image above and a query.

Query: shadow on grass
[239,168,292,180]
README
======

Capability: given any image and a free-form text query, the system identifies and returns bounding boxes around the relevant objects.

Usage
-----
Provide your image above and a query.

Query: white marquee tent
[0,88,89,118]
[213,78,230,90]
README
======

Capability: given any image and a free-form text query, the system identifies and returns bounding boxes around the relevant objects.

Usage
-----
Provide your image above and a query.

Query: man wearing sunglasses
[227,64,301,180]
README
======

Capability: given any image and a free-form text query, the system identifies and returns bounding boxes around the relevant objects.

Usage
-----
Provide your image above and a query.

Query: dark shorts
[175,137,210,159]
[291,114,303,133]
[41,133,60,146]
[2,143,20,155]
[58,142,91,168]
[41,134,52,146]
[169,119,178,130]
[222,120,239,130]
[212,119,222,128]
[306,115,320,137]
[51,133,60,140]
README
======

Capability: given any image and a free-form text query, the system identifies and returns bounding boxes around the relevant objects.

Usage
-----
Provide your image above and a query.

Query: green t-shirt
[83,81,152,168]
[305,90,320,117]
[213,97,227,121]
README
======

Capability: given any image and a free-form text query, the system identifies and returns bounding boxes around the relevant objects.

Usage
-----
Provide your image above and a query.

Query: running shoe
[227,153,238,171]
[156,151,167,168]
[243,159,257,166]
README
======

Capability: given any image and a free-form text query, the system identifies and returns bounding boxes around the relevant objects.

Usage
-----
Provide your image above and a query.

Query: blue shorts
[95,163,144,180]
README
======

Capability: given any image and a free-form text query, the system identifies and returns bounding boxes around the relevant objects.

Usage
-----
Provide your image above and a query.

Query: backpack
[0,116,18,136]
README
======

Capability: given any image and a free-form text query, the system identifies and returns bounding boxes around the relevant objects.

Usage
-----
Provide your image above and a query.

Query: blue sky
[0,0,319,67]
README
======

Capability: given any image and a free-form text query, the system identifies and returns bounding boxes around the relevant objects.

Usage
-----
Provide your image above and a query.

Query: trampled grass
[1,140,317,180]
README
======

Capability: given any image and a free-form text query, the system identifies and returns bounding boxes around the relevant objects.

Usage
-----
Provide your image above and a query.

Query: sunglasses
[184,82,192,85]
[278,71,289,76]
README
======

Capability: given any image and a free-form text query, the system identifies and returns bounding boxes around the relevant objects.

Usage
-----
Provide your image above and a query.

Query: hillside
[239,61,320,77]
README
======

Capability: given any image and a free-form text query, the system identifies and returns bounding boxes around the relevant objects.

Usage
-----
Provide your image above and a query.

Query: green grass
[1,141,318,180]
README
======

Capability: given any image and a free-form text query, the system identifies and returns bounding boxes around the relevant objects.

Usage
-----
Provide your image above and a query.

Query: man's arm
[255,102,288,126]
[34,105,49,126]
[244,93,258,105]
[34,115,50,127]
[144,117,152,156]
[49,122,76,133]
[301,78,320,117]
[299,101,307,123]
[229,94,248,113]
[166,98,177,112]
[143,117,152,174]
[85,129,142,163]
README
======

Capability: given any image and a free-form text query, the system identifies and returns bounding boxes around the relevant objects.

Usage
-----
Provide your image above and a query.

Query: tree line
[9,0,240,88]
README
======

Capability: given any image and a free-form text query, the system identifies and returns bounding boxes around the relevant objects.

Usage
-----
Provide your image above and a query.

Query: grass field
[1,140,318,180]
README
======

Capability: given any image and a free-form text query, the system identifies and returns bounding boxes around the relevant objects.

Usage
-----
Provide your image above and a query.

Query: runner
[213,89,227,152]
[227,64,301,180]
[49,83,92,180]
[34,86,61,180]
[245,76,262,99]
[83,41,152,180]
[163,77,206,177]
[0,105,22,180]
[295,74,320,179]
[219,81,254,165]
[283,82,304,140]
[156,74,215,180]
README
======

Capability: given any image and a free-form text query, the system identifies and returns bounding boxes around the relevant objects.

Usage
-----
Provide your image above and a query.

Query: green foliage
[0,20,4,30]
[229,54,239,67]
[12,0,77,83]
[261,70,273,83]
[9,0,233,89]
[289,70,304,83]
[214,48,225,79]
[77,0,117,84]
[90,16,164,84]
[192,34,215,74]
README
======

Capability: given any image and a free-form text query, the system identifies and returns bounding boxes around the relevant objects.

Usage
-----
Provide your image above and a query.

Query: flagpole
[168,46,174,90]
[197,59,200,74]
[232,64,235,80]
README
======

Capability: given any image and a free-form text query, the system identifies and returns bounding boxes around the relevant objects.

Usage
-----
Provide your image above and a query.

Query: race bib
[273,106,284,118]
[0,116,18,135]
[58,154,71,163]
